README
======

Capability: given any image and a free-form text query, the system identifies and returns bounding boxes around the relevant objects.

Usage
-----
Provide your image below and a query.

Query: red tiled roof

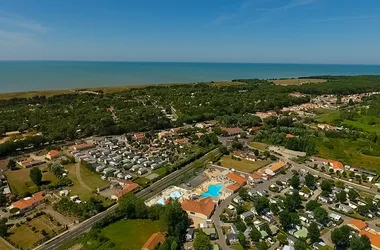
[270,162,286,172]
[11,192,44,210]
[221,127,242,135]
[141,232,166,250]
[134,133,145,139]
[233,151,245,157]
[226,172,247,186]
[21,157,34,165]
[226,184,240,192]
[47,150,60,158]
[115,181,139,198]
[310,156,344,170]
[181,197,216,218]
[174,138,189,144]
[360,230,380,249]
[348,219,368,231]
[73,143,94,150]
[250,173,262,179]
[286,134,294,138]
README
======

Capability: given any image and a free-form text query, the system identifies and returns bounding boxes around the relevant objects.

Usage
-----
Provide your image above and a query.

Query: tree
[7,159,16,170]
[350,235,372,250]
[254,197,269,215]
[218,145,229,155]
[314,207,329,225]
[193,231,212,250]
[321,180,332,193]
[261,223,272,236]
[0,192,7,207]
[305,173,316,189]
[238,232,248,250]
[280,211,299,230]
[277,233,288,245]
[239,188,250,201]
[336,190,347,203]
[269,203,279,215]
[29,167,42,186]
[308,222,321,243]
[284,192,301,212]
[306,200,321,211]
[250,226,262,243]
[290,174,301,189]
[160,200,190,244]
[294,239,308,250]
[257,241,268,250]
[331,225,351,249]
[0,219,7,237]
[348,189,359,201]
[335,180,345,188]
[231,140,243,150]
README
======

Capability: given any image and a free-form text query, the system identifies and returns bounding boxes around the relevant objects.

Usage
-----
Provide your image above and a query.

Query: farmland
[220,155,271,173]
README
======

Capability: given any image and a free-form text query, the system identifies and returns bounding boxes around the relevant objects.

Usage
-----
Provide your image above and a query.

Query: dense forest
[1,75,380,157]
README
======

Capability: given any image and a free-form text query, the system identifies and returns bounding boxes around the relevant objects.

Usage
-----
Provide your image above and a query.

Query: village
[1,91,380,250]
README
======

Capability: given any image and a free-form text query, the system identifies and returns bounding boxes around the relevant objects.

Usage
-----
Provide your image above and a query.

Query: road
[36,148,219,250]
[76,162,93,192]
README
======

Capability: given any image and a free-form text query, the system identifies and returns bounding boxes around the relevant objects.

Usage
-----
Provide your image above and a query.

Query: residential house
[202,228,217,240]
[329,213,342,222]
[287,235,298,245]
[226,172,247,186]
[339,204,354,214]
[310,156,344,172]
[226,233,239,245]
[313,242,327,249]
[46,150,61,160]
[17,157,46,168]
[73,143,94,151]
[360,228,380,250]
[173,138,189,145]
[141,232,166,250]
[240,211,254,220]
[181,197,216,220]
[318,195,332,204]
[133,133,145,141]
[111,181,139,200]
[231,224,238,234]
[233,196,243,204]
[9,191,45,214]
[220,127,242,136]
[226,184,241,194]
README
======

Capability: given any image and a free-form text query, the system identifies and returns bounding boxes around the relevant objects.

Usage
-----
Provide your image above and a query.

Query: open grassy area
[101,219,161,249]
[79,164,108,189]
[8,214,62,250]
[134,177,150,186]
[271,78,327,85]
[0,240,13,250]
[152,167,168,177]
[249,141,268,151]
[61,219,161,250]
[64,164,96,201]
[5,165,59,196]
[315,109,341,123]
[232,243,245,250]
[316,138,380,173]
[209,81,246,87]
[220,155,271,173]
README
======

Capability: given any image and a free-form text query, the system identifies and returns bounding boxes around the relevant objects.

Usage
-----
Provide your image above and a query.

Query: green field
[220,155,271,173]
[315,109,341,123]
[62,219,162,250]
[5,166,59,196]
[8,215,62,250]
[78,164,109,189]
[249,142,268,151]
[316,138,380,173]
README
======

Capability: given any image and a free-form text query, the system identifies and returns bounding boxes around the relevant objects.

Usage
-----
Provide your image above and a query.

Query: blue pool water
[201,183,223,198]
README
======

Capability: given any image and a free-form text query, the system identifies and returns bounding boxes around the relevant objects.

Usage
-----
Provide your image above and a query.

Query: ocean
[1,61,380,93]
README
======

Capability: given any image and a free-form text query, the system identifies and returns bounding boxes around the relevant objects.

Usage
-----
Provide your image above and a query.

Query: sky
[0,0,380,64]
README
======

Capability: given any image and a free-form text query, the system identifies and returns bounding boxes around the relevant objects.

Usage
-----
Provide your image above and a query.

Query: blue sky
[0,0,380,64]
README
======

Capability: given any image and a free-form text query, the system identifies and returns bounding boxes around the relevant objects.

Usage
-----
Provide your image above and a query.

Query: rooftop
[181,197,215,217]
[226,172,247,185]
[11,191,44,210]
[141,232,165,250]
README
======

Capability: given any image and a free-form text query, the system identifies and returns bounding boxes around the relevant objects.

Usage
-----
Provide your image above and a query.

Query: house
[240,211,254,220]
[226,184,241,194]
[186,228,194,242]
[181,197,216,220]
[111,181,139,200]
[138,168,148,175]
[287,235,298,245]
[59,190,69,197]
[231,224,238,234]
[286,134,295,139]
[233,196,243,204]
[265,161,286,176]
[226,233,239,245]
[313,242,327,249]
[46,150,61,160]
[226,172,247,186]
[347,219,368,231]
[283,245,295,250]
[173,138,189,145]
[133,133,145,141]
[318,195,332,204]
[73,143,94,151]
[141,232,166,250]
[329,213,341,222]
[9,192,45,214]
[220,127,242,136]
[339,204,354,214]
[17,157,46,168]
[310,156,344,172]
[158,131,172,139]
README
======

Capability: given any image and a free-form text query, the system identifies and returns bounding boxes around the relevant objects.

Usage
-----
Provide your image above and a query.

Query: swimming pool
[156,191,182,205]
[201,183,223,197]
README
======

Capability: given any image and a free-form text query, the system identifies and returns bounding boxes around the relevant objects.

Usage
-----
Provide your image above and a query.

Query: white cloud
[0,12,49,33]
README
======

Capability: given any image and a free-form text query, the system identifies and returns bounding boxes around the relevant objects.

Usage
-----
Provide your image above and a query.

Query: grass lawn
[79,164,109,189]
[101,219,161,250]
[134,177,150,186]
[152,167,167,177]
[315,109,341,123]
[8,214,62,250]
[5,165,59,196]
[232,243,245,250]
[271,78,327,85]
[220,155,271,173]
[249,142,268,151]
[316,138,380,173]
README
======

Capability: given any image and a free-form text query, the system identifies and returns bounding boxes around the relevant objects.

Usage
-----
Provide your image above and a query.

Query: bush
[26,217,32,222]
[16,223,20,227]
[31,226,36,231]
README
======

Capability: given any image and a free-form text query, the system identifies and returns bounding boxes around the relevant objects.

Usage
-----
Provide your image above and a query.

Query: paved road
[76,163,93,192]
[36,148,219,250]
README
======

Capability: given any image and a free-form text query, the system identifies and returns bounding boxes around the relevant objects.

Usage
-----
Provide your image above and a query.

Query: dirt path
[76,163,93,192]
